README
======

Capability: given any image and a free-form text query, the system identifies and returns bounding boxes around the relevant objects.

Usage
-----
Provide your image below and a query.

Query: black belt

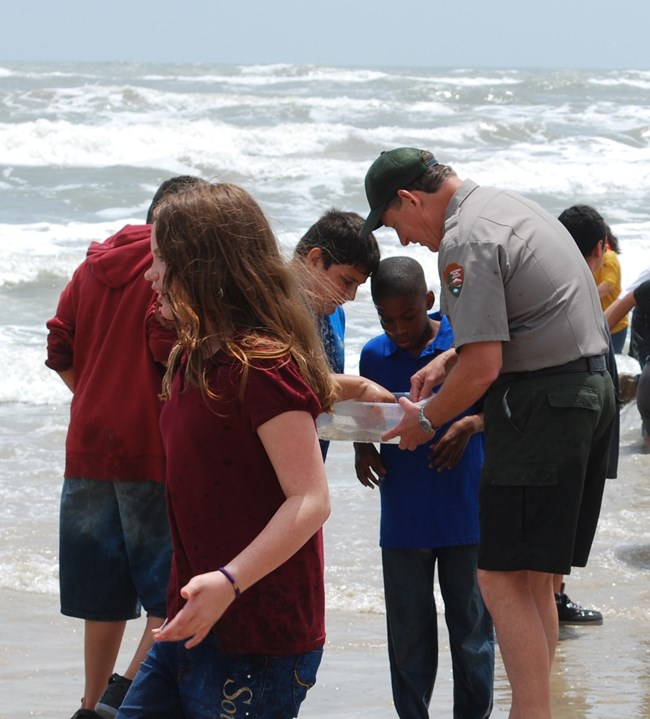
[499,355,608,383]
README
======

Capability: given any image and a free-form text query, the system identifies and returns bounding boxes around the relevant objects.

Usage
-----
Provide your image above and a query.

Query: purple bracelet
[217,567,241,598]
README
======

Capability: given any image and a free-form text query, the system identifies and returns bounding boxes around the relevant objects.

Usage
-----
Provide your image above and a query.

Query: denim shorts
[116,633,323,719]
[59,478,172,621]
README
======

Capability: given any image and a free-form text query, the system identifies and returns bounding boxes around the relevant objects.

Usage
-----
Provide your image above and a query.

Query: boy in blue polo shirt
[293,208,382,459]
[354,256,494,719]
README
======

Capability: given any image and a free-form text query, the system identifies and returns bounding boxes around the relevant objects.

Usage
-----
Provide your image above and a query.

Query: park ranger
[359,147,616,719]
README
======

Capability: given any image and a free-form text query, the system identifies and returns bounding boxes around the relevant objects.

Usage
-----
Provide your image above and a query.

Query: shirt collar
[383,312,454,358]
[444,178,480,223]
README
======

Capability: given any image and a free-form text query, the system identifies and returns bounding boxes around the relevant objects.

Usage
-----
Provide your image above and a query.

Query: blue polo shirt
[319,306,345,374]
[319,306,346,460]
[359,313,483,548]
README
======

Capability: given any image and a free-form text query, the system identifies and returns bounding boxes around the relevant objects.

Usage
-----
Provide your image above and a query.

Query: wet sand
[0,589,648,718]
[2,405,649,718]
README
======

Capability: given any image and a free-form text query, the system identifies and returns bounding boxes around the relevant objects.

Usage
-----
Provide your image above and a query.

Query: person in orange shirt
[594,226,628,354]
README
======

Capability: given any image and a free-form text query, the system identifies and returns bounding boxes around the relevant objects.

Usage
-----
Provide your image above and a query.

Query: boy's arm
[429,412,484,472]
[46,277,78,378]
[56,368,75,393]
[605,289,637,330]
[597,280,616,299]
[349,342,391,488]
[353,442,386,489]
[332,374,395,403]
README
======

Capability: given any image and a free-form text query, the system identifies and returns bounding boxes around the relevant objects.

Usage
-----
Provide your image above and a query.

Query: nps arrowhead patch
[444,262,464,297]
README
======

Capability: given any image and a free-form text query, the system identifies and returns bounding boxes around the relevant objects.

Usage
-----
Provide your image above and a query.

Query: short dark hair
[401,151,455,194]
[557,204,607,258]
[371,256,428,304]
[606,224,621,254]
[386,155,456,213]
[146,176,207,224]
[294,208,380,275]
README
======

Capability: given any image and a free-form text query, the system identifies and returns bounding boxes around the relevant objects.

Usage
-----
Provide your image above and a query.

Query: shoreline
[1,584,648,718]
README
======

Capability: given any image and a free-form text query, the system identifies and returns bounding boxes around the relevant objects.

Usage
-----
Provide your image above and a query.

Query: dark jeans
[116,634,322,719]
[637,363,650,436]
[610,326,627,355]
[630,307,650,368]
[382,547,494,719]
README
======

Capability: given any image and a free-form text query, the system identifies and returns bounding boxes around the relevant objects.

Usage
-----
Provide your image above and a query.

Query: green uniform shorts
[479,369,615,575]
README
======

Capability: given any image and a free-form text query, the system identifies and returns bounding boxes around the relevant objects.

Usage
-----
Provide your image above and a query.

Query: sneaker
[95,673,133,719]
[71,711,103,719]
[555,592,603,625]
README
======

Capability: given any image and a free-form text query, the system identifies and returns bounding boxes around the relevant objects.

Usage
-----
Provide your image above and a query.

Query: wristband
[217,567,241,598]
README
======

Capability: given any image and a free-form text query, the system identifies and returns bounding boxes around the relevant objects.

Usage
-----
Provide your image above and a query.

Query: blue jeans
[382,546,494,719]
[116,633,323,719]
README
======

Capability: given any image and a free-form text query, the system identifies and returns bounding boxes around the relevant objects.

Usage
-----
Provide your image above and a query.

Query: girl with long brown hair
[117,182,333,719]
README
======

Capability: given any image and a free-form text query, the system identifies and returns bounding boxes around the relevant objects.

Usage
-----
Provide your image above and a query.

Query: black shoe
[95,674,133,719]
[555,592,603,625]
[71,711,103,719]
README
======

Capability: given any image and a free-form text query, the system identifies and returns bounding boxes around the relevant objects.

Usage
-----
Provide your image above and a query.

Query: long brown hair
[155,182,333,410]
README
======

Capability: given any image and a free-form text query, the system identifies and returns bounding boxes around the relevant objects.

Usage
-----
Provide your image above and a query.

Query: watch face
[418,405,434,433]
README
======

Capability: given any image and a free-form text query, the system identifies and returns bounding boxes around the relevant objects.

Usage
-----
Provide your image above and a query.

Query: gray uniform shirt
[439,180,609,373]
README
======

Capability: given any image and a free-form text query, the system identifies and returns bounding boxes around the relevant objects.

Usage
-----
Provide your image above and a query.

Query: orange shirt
[595,250,629,333]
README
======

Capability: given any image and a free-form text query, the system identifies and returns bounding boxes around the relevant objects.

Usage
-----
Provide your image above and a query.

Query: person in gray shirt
[359,148,616,719]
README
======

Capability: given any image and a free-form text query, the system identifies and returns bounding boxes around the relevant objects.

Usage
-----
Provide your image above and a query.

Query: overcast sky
[2,0,650,69]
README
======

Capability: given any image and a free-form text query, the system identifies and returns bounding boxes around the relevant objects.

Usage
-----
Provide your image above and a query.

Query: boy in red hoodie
[46,176,205,719]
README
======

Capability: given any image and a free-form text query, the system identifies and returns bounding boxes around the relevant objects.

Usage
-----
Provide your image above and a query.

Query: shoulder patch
[443,262,464,297]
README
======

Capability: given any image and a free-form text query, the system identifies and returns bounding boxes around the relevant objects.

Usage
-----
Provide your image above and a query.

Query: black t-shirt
[632,281,650,368]
[634,280,650,314]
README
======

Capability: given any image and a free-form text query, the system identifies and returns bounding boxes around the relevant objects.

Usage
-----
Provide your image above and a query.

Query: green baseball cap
[360,148,438,237]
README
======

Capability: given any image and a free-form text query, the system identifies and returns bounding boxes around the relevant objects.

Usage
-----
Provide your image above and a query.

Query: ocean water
[1,63,650,715]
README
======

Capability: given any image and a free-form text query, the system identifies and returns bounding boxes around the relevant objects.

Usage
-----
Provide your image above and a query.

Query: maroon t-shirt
[160,352,325,655]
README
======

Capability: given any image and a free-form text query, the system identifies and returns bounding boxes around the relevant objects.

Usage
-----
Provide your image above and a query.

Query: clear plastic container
[317,393,416,444]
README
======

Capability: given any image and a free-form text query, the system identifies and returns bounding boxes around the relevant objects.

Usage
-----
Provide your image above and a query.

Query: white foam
[0,221,133,285]
[0,553,58,595]
[0,326,71,405]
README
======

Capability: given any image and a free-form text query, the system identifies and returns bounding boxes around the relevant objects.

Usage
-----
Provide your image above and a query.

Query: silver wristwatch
[418,403,436,434]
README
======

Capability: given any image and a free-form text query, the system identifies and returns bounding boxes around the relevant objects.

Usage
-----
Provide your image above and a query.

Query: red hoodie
[46,224,176,483]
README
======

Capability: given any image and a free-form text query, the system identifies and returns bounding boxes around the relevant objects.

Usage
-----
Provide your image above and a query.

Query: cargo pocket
[544,385,602,457]
[547,386,602,412]
[484,464,558,487]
